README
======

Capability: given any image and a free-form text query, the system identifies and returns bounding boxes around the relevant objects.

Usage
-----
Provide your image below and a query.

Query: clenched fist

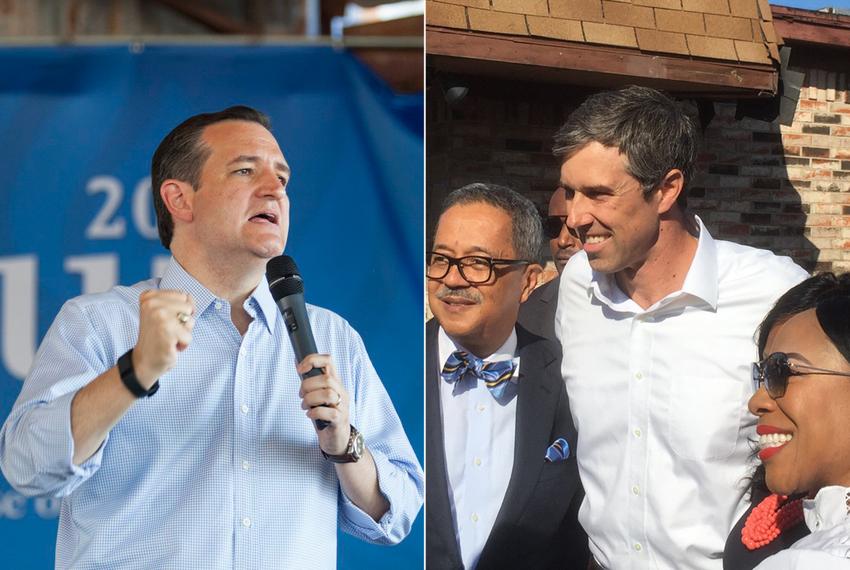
[133,290,196,388]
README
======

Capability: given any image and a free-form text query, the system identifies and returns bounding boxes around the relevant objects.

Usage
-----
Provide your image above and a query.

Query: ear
[519,264,543,303]
[655,169,684,215]
[160,179,195,223]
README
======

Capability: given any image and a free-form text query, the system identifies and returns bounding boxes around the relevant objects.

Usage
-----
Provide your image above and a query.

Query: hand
[133,290,195,388]
[297,354,351,455]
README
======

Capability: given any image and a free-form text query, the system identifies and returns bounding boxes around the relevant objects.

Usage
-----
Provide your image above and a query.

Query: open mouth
[581,234,611,252]
[249,212,278,225]
[757,425,794,461]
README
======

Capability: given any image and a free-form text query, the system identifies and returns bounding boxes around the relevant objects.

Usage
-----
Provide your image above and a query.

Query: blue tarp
[0,45,423,569]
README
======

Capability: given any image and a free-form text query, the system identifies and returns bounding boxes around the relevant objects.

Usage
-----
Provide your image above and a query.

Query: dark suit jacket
[426,318,588,570]
[517,277,559,342]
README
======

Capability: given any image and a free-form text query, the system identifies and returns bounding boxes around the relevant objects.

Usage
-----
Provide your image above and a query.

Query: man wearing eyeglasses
[425,182,588,569]
[518,186,581,340]
[554,85,809,570]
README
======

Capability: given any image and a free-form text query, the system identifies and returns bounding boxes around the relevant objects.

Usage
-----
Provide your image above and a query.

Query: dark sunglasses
[544,215,568,240]
[752,351,850,399]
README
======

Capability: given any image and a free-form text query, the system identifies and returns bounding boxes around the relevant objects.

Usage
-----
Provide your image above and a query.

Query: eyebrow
[431,244,500,257]
[227,155,291,176]
[559,182,616,194]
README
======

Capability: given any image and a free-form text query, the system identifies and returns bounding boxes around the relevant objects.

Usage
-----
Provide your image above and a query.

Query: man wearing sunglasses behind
[518,187,582,340]
[426,183,588,569]
[554,85,810,570]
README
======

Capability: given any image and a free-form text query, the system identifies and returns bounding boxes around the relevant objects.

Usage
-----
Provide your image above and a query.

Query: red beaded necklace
[741,493,804,550]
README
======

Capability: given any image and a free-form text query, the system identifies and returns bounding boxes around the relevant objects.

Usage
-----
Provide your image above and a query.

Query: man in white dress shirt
[553,86,809,569]
[426,183,588,569]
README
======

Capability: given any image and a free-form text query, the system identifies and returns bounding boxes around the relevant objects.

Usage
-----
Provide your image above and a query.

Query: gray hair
[553,85,698,208]
[438,182,543,262]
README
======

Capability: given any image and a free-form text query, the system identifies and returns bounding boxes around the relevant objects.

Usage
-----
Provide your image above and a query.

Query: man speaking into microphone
[0,106,423,569]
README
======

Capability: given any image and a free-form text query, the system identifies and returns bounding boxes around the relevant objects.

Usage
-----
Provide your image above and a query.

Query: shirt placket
[464,384,491,557]
[232,309,258,567]
[628,311,653,562]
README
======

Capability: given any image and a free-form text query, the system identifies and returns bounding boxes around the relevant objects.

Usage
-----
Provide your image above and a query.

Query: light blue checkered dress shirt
[0,257,423,569]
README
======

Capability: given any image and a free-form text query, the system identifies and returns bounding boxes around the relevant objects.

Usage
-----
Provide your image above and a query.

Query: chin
[434,313,476,339]
[765,470,802,497]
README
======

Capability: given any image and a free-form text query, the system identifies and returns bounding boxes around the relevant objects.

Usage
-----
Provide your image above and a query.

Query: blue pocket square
[544,438,571,463]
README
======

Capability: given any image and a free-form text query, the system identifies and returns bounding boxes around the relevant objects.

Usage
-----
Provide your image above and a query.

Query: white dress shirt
[754,486,850,569]
[438,327,520,570]
[556,217,809,570]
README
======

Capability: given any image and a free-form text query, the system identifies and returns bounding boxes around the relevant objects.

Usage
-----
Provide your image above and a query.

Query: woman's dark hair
[749,272,850,495]
[756,272,850,360]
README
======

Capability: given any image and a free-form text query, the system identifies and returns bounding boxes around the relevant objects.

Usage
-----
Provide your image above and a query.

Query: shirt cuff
[338,448,403,541]
[52,390,107,493]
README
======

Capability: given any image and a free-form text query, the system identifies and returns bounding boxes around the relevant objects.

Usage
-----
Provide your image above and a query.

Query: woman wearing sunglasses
[724,272,850,569]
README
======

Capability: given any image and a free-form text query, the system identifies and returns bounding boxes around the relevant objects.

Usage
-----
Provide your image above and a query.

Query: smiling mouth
[757,425,794,461]
[441,296,476,306]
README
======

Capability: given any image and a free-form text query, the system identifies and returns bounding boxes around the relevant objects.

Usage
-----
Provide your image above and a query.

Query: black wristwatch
[321,425,365,463]
[117,349,159,398]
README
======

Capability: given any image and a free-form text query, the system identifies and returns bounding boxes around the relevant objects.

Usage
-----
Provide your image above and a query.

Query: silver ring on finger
[177,311,190,325]
[333,392,342,407]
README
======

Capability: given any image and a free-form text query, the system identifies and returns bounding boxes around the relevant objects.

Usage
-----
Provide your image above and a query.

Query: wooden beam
[427,27,778,97]
[150,0,256,35]
[771,6,850,48]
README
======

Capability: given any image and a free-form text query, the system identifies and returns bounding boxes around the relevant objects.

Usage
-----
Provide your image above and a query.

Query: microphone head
[266,255,304,299]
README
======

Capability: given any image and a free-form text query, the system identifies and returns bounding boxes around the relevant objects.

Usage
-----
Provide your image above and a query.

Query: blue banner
[0,45,423,568]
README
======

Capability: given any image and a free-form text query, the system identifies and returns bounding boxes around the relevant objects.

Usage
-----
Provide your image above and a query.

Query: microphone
[266,255,330,431]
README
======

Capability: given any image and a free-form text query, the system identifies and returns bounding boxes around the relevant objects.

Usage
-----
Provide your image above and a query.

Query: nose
[257,165,286,199]
[748,385,776,417]
[566,192,593,233]
[441,261,469,288]
[557,221,576,248]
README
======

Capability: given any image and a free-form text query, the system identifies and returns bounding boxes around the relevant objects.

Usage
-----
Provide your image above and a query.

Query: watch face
[352,432,365,458]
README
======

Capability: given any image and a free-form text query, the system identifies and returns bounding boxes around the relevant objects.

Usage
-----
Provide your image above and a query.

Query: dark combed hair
[749,272,850,496]
[150,105,271,249]
[553,85,699,208]
[439,182,544,263]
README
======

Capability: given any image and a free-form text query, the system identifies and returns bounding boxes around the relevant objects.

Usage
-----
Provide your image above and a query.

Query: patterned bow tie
[441,350,517,400]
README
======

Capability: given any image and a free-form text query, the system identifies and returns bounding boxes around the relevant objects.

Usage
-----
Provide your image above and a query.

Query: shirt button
[241,404,249,415]
[474,457,482,466]
[634,372,643,380]
[477,404,486,412]
[242,460,251,471]
[240,347,246,357]
[471,513,479,523]
[242,517,252,528]
[633,543,642,552]
[632,485,640,495]
[633,429,641,438]
[215,301,223,310]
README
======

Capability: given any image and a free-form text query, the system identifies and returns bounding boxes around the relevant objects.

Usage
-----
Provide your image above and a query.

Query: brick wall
[427,57,850,273]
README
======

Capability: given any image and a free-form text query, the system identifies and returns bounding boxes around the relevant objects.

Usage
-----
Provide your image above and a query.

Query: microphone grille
[266,255,304,299]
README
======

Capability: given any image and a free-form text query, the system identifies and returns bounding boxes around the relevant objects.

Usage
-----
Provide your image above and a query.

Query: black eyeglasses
[752,351,850,399]
[544,215,568,240]
[426,252,530,284]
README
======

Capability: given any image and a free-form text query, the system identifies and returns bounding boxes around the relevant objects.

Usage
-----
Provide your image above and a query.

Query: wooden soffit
[427,26,778,99]
[771,6,850,49]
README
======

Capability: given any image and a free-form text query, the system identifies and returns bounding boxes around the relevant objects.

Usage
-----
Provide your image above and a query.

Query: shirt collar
[437,326,518,369]
[588,215,719,313]
[803,486,850,533]
[159,257,278,335]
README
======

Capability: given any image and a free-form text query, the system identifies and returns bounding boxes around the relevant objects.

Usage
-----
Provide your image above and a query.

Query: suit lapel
[425,319,463,566]
[485,324,560,533]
